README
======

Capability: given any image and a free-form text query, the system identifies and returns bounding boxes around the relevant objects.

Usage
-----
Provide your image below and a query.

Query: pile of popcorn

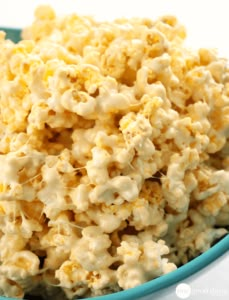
[0,5,228,299]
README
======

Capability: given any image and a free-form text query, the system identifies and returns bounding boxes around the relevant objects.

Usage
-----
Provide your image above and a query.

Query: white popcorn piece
[0,251,40,280]
[116,236,176,289]
[0,5,228,299]
[70,226,114,271]
[0,277,24,298]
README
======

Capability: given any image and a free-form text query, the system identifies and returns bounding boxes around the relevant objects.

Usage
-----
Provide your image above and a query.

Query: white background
[0,0,228,299]
[0,0,229,58]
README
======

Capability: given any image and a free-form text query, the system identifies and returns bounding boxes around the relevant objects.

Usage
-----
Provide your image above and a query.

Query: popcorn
[0,234,27,261]
[0,251,40,282]
[70,226,114,271]
[165,209,227,265]
[162,148,200,212]
[0,277,24,298]
[117,236,176,289]
[86,206,122,233]
[87,269,119,296]
[55,260,89,292]
[0,5,228,299]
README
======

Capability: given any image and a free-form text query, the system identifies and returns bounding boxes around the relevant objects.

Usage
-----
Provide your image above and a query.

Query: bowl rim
[85,234,229,300]
[0,234,228,300]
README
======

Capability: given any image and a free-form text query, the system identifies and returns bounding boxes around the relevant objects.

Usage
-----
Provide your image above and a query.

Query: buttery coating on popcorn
[0,5,229,299]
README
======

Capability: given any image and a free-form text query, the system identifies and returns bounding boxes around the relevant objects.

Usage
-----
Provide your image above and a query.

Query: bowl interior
[0,27,21,42]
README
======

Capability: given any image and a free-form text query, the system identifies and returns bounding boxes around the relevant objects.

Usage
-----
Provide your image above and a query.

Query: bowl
[0,230,227,299]
[0,25,228,300]
[0,27,21,43]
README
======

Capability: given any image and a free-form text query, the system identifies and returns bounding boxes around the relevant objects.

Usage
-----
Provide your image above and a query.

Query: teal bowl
[0,234,227,300]
[0,27,228,300]
[0,27,21,42]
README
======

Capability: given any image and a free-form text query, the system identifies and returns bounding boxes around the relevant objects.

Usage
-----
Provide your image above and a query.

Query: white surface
[140,251,229,300]
[0,1,228,299]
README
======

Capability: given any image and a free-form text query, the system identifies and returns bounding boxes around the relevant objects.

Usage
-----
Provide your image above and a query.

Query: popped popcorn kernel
[0,5,228,300]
